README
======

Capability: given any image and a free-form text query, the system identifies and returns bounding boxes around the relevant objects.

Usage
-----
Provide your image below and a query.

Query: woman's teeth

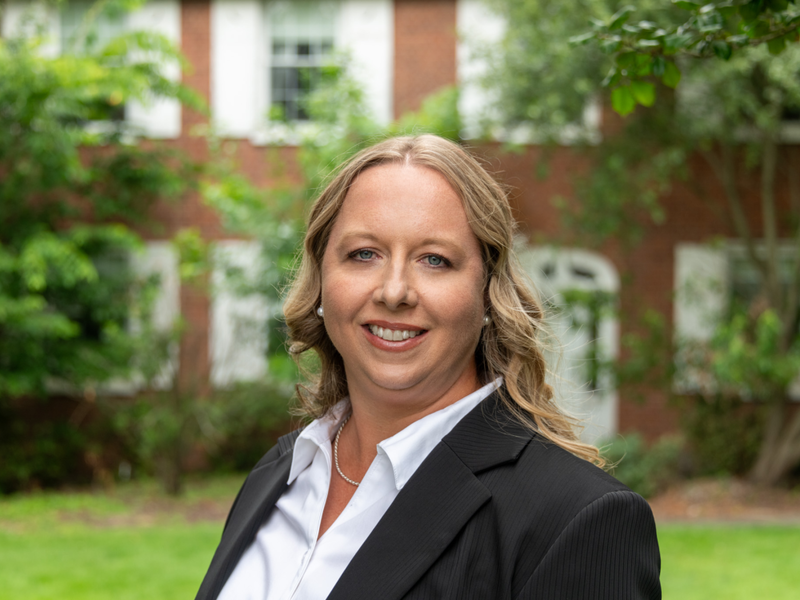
[368,325,422,341]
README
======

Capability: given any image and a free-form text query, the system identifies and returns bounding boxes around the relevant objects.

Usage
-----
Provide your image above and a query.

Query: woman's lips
[362,324,428,351]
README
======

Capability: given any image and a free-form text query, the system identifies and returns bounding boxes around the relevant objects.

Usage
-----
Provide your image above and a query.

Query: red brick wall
[393,0,457,117]
[164,0,800,440]
[177,0,212,394]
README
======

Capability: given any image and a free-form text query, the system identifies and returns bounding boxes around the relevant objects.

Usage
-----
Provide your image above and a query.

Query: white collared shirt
[217,378,502,600]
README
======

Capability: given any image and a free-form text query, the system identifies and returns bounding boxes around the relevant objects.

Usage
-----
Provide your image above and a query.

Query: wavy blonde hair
[283,134,601,465]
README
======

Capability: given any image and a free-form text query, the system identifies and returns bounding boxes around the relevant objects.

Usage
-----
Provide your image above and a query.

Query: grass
[658,525,800,600]
[1,479,799,599]
[0,525,221,600]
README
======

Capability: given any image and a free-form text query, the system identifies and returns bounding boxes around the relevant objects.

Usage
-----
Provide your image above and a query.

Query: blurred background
[1,1,799,598]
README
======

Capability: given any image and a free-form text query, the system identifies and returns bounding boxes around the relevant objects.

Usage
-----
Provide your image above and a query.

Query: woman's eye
[355,250,374,260]
[424,255,446,267]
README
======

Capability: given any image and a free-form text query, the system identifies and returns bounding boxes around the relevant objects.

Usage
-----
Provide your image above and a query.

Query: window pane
[268,0,336,121]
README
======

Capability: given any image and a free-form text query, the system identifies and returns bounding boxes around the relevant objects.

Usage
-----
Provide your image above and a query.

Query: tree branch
[761,136,782,318]
[702,146,766,276]
[784,147,800,345]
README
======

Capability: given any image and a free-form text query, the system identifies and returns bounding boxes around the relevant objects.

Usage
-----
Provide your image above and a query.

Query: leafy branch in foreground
[571,0,800,114]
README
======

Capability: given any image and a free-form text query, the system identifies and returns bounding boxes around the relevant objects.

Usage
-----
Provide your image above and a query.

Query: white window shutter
[2,1,60,57]
[338,0,393,125]
[126,0,182,139]
[210,241,269,388]
[211,0,261,138]
[674,243,728,342]
[457,0,505,139]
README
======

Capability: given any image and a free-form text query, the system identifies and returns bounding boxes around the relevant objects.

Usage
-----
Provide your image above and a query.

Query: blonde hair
[283,134,602,465]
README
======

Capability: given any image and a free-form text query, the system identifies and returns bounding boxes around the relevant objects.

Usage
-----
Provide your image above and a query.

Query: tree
[0,0,202,493]
[484,0,800,485]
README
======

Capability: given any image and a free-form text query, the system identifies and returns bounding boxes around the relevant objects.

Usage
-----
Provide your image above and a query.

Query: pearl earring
[483,315,491,326]
[316,306,324,318]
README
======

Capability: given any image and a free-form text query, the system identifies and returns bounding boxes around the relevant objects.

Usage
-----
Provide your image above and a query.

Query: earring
[316,306,324,318]
[483,314,491,326]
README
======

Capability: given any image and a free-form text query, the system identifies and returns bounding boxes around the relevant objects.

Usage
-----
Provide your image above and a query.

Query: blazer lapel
[328,390,534,600]
[196,431,299,600]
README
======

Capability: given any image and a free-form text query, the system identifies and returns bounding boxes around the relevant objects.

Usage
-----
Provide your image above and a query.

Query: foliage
[205,380,298,472]
[572,1,800,115]
[488,0,800,484]
[679,393,764,475]
[602,433,684,497]
[0,1,203,493]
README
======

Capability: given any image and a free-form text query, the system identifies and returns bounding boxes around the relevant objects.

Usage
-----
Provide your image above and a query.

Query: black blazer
[196,391,661,599]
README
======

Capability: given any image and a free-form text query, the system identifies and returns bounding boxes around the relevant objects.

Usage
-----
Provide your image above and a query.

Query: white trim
[516,244,620,443]
[210,240,270,387]
[456,0,601,145]
[211,0,393,144]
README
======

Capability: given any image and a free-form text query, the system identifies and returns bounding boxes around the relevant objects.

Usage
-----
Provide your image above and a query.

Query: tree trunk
[749,399,800,486]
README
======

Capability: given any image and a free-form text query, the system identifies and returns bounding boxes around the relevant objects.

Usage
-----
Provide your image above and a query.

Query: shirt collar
[378,377,502,491]
[286,378,503,489]
[287,401,348,485]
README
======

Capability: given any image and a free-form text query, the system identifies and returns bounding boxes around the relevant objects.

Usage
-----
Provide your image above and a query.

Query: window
[267,1,336,121]
[674,242,800,398]
[60,0,128,55]
[456,0,601,143]
[60,1,128,123]
[211,0,393,141]
[518,245,620,443]
[0,0,184,139]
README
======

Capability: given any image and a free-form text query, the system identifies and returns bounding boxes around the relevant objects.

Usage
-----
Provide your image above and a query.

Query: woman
[196,135,661,600]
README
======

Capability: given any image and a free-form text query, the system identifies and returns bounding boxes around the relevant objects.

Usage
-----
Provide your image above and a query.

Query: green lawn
[0,525,220,600]
[659,525,800,600]
[1,483,799,599]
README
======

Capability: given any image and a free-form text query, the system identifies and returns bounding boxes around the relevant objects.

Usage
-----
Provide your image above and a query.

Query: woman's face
[320,163,486,414]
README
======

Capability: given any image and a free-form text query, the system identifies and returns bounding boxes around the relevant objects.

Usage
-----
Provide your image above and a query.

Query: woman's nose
[374,263,417,309]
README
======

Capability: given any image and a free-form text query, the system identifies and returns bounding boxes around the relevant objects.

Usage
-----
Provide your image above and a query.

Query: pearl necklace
[334,414,361,486]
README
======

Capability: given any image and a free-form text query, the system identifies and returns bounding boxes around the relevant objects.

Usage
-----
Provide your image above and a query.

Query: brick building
[5,0,780,444]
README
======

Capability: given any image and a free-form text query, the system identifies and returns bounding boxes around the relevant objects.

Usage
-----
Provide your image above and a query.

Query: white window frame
[211,0,393,144]
[674,241,800,399]
[456,0,601,145]
[45,241,181,396]
[2,0,182,139]
[517,244,620,443]
[210,240,270,388]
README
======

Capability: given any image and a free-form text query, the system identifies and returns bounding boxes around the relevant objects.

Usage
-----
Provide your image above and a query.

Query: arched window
[517,245,620,443]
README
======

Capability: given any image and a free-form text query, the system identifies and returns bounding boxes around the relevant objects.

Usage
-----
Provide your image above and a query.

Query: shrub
[602,433,684,498]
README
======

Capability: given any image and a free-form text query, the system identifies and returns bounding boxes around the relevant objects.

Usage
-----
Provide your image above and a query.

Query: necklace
[334,414,361,486]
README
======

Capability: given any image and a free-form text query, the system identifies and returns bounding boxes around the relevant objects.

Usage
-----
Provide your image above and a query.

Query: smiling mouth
[367,324,427,342]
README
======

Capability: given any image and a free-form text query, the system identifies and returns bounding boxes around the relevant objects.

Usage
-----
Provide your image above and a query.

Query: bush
[602,433,684,498]
[206,381,296,472]
[679,394,764,477]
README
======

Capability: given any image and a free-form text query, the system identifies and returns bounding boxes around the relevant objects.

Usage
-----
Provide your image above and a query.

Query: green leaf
[569,31,595,45]
[600,36,622,53]
[662,60,682,88]
[712,40,733,60]
[768,35,787,54]
[652,55,667,77]
[636,39,661,48]
[611,85,637,116]
[672,0,700,10]
[631,80,656,107]
[601,67,620,87]
[768,0,789,11]
[739,1,764,22]
[609,5,636,30]
[616,52,636,69]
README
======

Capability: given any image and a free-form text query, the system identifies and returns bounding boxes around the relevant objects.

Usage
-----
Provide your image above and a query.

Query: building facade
[6,0,786,443]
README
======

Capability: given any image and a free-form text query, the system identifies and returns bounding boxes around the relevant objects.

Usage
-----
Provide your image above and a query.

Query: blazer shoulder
[251,427,303,470]
[516,432,630,500]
